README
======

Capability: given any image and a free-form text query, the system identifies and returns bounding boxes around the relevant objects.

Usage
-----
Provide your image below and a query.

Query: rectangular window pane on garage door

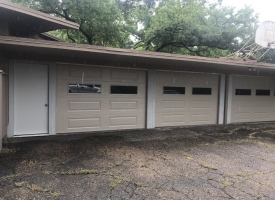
[235,89,251,95]
[192,88,212,95]
[69,84,101,93]
[256,89,270,96]
[163,86,185,94]
[111,85,137,94]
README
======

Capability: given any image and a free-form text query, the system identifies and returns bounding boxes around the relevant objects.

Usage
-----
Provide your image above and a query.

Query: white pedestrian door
[14,63,49,136]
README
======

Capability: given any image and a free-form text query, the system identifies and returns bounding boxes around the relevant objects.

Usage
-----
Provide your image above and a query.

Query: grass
[199,164,218,170]
[221,179,231,187]
[182,152,194,160]
[48,191,62,198]
[42,171,51,175]
[237,172,252,179]
[28,184,62,197]
[0,148,18,154]
[109,176,123,189]
[58,168,99,175]
[15,181,25,187]
[28,184,47,192]
[1,173,20,180]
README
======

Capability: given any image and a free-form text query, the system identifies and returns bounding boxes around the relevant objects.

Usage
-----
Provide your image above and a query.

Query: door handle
[45,104,48,107]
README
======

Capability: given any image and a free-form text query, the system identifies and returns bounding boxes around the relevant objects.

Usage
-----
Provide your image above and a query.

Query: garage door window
[256,89,270,96]
[111,85,137,94]
[69,84,101,93]
[163,86,185,94]
[235,89,251,95]
[192,88,212,95]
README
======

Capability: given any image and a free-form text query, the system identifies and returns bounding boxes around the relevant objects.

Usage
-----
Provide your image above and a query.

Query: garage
[56,65,146,133]
[230,75,275,123]
[155,71,220,127]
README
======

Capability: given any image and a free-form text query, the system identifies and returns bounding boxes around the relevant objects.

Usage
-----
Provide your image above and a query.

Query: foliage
[11,0,260,60]
[11,0,132,48]
[135,0,258,57]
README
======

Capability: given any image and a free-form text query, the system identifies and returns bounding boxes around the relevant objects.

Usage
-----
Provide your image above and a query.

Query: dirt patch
[1,123,275,199]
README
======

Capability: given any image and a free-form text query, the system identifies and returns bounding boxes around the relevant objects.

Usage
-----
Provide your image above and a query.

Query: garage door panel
[231,75,275,123]
[69,118,101,129]
[232,112,251,122]
[56,65,146,133]
[253,106,270,113]
[191,100,212,109]
[69,101,101,111]
[232,106,251,113]
[162,100,186,109]
[156,71,219,127]
[110,101,138,111]
[190,113,211,122]
[110,116,137,127]
[161,114,185,125]
[253,112,270,120]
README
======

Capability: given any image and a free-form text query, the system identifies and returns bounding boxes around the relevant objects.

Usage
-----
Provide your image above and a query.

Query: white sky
[209,0,275,23]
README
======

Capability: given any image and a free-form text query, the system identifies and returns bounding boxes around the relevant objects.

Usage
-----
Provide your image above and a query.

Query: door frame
[7,60,56,137]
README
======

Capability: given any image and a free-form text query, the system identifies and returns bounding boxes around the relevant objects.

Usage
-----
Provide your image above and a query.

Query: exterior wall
[155,71,219,127]
[0,16,9,36]
[56,64,146,133]
[1,74,7,138]
[146,69,156,129]
[230,75,275,123]
[0,52,8,144]
[218,74,226,124]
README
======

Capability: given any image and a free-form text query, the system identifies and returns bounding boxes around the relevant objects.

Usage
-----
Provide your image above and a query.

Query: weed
[48,191,62,198]
[221,179,231,187]
[15,182,25,187]
[28,184,46,192]
[59,168,99,175]
[0,148,18,154]
[182,152,194,160]
[199,164,218,170]
[159,155,170,160]
[2,173,20,180]
[27,183,62,197]
[42,171,51,175]
[115,162,122,166]
[141,157,156,168]
[109,176,123,189]
[237,172,252,179]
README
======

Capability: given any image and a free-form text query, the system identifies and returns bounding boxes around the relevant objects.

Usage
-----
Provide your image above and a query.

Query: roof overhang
[1,36,275,77]
[0,0,79,35]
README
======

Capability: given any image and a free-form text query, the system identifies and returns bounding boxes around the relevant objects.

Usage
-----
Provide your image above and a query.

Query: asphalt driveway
[1,123,275,200]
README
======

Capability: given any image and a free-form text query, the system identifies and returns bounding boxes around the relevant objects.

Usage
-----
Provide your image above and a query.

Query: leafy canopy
[135,0,258,57]
[11,0,260,59]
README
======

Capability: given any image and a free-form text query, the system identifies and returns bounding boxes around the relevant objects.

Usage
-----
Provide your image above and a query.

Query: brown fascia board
[0,36,275,70]
[0,0,79,30]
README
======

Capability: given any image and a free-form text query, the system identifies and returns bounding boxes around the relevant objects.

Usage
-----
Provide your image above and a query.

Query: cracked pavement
[1,123,275,199]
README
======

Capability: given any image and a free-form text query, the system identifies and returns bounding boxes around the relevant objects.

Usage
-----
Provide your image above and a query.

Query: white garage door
[56,65,146,133]
[231,75,275,123]
[156,71,219,127]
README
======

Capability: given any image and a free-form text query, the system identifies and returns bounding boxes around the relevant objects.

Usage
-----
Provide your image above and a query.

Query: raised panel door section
[155,71,219,127]
[56,65,146,133]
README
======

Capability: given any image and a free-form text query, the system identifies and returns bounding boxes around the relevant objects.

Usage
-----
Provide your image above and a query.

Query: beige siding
[155,71,219,127]
[231,75,275,123]
[56,65,146,133]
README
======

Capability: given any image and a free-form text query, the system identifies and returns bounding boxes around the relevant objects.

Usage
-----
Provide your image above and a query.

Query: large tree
[134,0,258,57]
[11,0,260,59]
[12,0,134,48]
